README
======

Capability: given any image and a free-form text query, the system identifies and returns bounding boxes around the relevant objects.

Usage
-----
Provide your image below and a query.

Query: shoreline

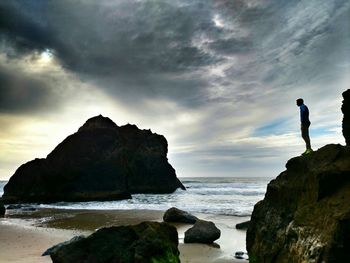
[1,208,249,262]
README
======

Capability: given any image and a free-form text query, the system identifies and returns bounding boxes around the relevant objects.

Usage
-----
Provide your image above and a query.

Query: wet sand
[0,218,85,263]
[0,208,249,262]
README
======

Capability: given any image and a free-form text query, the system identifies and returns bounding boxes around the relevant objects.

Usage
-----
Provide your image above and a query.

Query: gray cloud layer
[0,66,52,113]
[1,0,349,109]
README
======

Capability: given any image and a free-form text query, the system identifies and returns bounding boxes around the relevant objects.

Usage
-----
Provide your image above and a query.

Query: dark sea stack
[342,89,350,145]
[3,115,185,204]
[47,222,180,263]
[247,144,350,263]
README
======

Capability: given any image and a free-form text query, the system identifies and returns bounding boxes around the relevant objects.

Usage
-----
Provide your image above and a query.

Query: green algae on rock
[47,221,180,263]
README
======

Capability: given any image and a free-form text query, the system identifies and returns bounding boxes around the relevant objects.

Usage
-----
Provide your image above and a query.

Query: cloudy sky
[0,0,349,180]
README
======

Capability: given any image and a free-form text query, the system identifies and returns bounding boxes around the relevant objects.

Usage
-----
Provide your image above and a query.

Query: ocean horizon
[0,177,271,217]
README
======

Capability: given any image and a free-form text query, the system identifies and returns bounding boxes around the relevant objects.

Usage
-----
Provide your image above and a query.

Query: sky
[0,0,349,180]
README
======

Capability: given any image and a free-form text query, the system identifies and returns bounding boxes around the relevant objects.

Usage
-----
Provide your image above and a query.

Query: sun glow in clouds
[213,14,224,28]
[27,48,61,73]
[38,49,54,64]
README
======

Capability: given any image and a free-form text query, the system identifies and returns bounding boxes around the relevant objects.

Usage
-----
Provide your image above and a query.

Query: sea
[0,177,272,217]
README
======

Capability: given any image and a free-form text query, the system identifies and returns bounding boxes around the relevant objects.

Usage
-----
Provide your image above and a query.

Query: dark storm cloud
[0,64,56,113]
[208,38,252,55]
[0,0,349,116]
[1,1,216,73]
[0,1,54,56]
[0,0,261,105]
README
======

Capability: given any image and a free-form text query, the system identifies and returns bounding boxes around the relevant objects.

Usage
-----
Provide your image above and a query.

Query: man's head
[296,98,304,106]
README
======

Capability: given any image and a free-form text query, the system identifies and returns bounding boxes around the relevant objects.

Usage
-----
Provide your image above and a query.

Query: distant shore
[0,208,248,263]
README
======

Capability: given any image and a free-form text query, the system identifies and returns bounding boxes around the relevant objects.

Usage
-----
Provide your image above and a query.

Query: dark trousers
[301,122,311,150]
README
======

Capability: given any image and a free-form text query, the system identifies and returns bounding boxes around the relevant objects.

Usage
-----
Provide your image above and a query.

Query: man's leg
[301,123,311,150]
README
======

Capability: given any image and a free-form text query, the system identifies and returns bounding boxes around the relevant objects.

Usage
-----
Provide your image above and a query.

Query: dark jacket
[299,104,310,124]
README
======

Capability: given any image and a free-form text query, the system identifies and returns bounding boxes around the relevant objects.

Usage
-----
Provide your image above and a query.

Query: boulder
[3,115,185,204]
[342,89,350,145]
[0,199,5,216]
[235,220,250,230]
[163,207,198,224]
[42,236,85,256]
[184,219,221,244]
[46,222,180,263]
[247,144,350,263]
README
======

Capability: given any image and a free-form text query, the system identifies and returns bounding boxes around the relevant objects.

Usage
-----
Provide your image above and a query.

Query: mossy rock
[48,221,180,263]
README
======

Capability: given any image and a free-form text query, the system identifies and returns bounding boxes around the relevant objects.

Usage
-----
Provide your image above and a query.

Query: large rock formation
[3,115,185,203]
[342,89,350,145]
[247,144,350,262]
[46,222,180,263]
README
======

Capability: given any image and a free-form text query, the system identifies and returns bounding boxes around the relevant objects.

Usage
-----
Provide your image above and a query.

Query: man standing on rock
[296,98,313,155]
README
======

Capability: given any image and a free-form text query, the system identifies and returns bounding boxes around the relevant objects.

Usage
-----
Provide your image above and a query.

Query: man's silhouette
[296,98,313,155]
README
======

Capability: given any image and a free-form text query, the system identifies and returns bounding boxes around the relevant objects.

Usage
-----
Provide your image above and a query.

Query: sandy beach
[0,208,248,263]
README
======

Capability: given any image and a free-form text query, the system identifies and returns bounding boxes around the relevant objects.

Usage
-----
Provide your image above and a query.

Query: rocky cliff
[3,115,185,203]
[247,91,350,263]
[0,199,5,216]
